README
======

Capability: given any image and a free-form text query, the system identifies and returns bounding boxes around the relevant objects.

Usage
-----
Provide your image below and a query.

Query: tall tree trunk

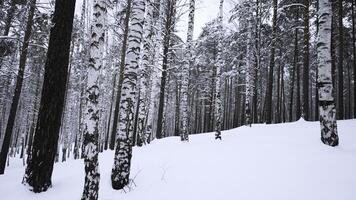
[144,0,164,142]
[109,0,132,150]
[296,42,301,119]
[137,0,153,144]
[0,0,36,175]
[315,0,320,121]
[245,19,253,126]
[337,0,344,119]
[352,0,356,118]
[181,0,195,141]
[317,0,339,147]
[302,0,310,120]
[81,0,107,199]
[290,27,298,122]
[276,51,281,123]
[265,0,277,124]
[214,0,224,136]
[156,0,176,139]
[253,0,261,124]
[23,0,76,192]
[112,0,145,190]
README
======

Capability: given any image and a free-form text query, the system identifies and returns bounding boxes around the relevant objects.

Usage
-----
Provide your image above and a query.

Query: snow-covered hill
[1,119,356,200]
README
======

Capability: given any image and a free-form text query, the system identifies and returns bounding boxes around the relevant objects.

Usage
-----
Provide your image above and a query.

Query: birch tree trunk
[81,0,108,199]
[137,0,153,144]
[181,0,195,141]
[112,0,145,190]
[245,19,253,127]
[109,0,132,150]
[214,0,224,137]
[317,0,339,147]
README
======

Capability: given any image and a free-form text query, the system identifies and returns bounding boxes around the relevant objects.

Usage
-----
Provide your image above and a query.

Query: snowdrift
[0,119,355,200]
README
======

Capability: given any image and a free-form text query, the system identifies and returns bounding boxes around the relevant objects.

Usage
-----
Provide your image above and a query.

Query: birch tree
[245,18,253,127]
[317,0,339,147]
[137,0,154,144]
[111,0,145,190]
[180,0,195,141]
[214,0,224,137]
[81,0,108,199]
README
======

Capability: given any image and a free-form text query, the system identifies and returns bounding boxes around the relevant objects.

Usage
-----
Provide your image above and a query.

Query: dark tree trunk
[265,0,277,124]
[276,54,281,123]
[109,0,131,150]
[296,45,301,119]
[302,0,310,120]
[315,0,320,121]
[352,0,356,118]
[23,0,76,192]
[290,27,298,122]
[105,75,117,150]
[174,83,180,136]
[156,0,175,139]
[337,0,344,119]
[0,0,36,175]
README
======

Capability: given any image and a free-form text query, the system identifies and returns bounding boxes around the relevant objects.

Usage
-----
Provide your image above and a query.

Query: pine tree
[317,0,339,147]
[23,0,76,192]
[352,0,356,118]
[111,0,145,190]
[265,0,277,124]
[0,0,36,175]
[302,0,310,120]
[337,0,344,119]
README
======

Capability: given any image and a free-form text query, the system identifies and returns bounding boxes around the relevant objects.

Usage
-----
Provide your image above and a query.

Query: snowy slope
[0,119,356,200]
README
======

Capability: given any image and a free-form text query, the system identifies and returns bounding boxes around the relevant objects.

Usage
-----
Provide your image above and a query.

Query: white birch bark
[317,0,339,146]
[214,0,224,136]
[137,0,154,145]
[180,0,195,141]
[111,0,146,190]
[245,15,253,127]
[81,0,107,199]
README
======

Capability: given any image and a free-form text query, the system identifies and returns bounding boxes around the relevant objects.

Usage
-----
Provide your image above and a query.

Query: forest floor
[0,119,356,200]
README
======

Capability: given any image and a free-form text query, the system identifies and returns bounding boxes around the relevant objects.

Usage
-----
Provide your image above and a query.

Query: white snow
[1,119,356,200]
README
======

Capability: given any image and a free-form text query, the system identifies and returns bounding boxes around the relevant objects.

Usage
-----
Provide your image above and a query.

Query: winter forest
[0,0,355,199]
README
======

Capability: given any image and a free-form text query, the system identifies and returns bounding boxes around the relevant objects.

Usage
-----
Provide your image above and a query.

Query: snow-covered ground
[1,119,356,200]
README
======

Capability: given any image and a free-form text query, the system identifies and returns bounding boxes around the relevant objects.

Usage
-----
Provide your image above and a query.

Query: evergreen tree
[0,0,36,175]
[23,0,76,192]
